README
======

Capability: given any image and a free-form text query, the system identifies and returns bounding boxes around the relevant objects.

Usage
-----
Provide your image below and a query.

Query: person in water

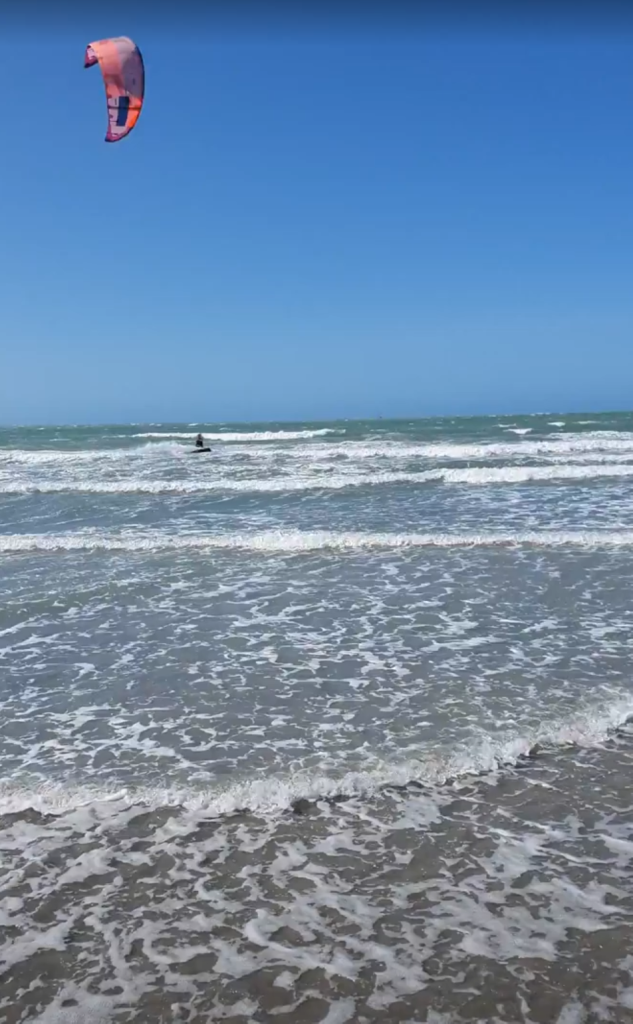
[195,433,204,449]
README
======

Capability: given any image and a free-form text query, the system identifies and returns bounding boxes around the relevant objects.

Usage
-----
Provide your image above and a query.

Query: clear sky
[1,3,632,424]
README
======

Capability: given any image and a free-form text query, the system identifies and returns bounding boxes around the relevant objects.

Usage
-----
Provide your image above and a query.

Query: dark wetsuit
[195,434,204,449]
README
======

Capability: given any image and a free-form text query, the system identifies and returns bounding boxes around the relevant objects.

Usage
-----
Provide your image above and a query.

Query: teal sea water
[2,412,633,1022]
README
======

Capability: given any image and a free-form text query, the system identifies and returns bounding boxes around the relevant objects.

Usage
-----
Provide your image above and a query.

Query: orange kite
[84,37,145,142]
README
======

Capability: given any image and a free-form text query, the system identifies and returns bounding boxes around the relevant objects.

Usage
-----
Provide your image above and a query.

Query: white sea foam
[427,432,633,460]
[3,430,633,472]
[1,696,632,818]
[2,462,633,495]
[2,527,633,555]
[132,429,337,441]
[440,463,633,484]
[3,430,630,481]
[331,436,633,462]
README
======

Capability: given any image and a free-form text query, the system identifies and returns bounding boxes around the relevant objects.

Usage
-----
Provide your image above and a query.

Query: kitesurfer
[195,433,204,449]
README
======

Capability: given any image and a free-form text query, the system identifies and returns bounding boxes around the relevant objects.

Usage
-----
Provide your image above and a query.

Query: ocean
[2,412,633,1023]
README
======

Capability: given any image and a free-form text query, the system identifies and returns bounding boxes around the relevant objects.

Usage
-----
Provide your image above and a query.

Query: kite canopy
[84,36,144,142]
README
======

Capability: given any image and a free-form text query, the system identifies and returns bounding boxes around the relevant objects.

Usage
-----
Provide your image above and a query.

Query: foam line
[2,697,631,818]
[2,528,633,554]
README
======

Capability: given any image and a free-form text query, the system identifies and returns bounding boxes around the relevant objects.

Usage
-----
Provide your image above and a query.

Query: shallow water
[2,413,633,1021]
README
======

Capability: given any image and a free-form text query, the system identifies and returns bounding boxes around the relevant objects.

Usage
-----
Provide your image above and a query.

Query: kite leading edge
[84,36,145,142]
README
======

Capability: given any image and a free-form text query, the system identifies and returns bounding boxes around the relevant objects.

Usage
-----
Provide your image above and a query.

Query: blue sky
[1,7,632,423]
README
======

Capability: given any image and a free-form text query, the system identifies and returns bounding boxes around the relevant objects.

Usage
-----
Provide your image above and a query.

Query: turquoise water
[2,410,633,449]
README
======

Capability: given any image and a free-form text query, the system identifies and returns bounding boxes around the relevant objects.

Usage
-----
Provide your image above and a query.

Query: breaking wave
[3,527,633,555]
[2,696,632,818]
[3,462,633,494]
[132,428,338,441]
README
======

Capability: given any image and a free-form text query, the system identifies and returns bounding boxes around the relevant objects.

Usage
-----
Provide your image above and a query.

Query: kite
[84,36,144,142]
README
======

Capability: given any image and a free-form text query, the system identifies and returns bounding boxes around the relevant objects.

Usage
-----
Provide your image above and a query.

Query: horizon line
[1,408,630,430]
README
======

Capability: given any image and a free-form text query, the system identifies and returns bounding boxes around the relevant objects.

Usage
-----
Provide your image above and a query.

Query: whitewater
[2,412,633,1023]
